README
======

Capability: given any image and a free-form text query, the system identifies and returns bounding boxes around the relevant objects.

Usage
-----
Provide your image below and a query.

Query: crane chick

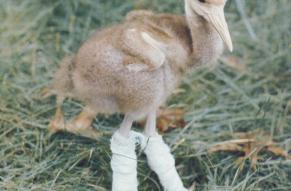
[48,0,233,190]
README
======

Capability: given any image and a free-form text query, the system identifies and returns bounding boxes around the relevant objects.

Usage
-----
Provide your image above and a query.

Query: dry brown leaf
[250,153,259,170]
[208,142,244,153]
[39,87,54,99]
[157,118,170,132]
[235,157,246,171]
[208,130,290,170]
[157,107,186,132]
[266,146,289,158]
[137,107,186,132]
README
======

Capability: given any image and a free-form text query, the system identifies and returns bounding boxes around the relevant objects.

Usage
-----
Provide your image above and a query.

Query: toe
[48,117,65,133]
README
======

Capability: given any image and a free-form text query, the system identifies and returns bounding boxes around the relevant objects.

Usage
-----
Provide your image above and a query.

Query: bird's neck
[184,1,224,68]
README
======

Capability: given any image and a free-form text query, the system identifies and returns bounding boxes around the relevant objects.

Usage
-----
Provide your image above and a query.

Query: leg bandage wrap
[143,135,187,191]
[111,131,141,191]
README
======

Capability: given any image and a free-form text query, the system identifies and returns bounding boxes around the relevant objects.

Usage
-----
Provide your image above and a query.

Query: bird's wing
[121,26,172,72]
[125,10,154,21]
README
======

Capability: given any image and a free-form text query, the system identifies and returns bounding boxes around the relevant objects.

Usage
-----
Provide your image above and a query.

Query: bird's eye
[198,0,206,3]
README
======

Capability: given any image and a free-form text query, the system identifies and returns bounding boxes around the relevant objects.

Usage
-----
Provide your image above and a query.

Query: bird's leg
[144,110,158,137]
[137,107,186,132]
[142,110,187,191]
[111,114,140,191]
[49,97,101,140]
[118,115,134,138]
[64,106,102,139]
[49,96,65,133]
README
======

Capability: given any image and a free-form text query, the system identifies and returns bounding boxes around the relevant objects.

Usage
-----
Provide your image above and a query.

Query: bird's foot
[49,107,102,139]
[142,134,187,191]
[40,87,55,99]
[49,107,65,134]
[64,120,102,140]
[111,131,141,191]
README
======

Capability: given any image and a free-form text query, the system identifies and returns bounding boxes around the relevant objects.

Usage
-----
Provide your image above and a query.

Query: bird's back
[126,11,193,54]
[66,11,192,115]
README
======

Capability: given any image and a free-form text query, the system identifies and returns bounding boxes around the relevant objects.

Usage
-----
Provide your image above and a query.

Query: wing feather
[121,28,170,72]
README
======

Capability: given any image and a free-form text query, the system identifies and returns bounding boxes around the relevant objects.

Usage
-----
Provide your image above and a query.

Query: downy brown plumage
[49,0,233,138]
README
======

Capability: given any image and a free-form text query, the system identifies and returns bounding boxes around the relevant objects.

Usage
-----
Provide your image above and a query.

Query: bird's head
[186,0,233,52]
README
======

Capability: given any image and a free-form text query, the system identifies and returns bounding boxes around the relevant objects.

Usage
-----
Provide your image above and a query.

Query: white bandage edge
[110,131,143,191]
[142,135,188,191]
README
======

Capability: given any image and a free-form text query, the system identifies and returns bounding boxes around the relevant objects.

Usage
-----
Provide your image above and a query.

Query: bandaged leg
[110,115,141,191]
[143,111,187,191]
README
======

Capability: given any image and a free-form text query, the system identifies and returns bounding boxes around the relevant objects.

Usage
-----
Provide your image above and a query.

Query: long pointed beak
[207,8,233,52]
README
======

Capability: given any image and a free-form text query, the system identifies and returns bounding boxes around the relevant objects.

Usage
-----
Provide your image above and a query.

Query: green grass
[0,0,291,190]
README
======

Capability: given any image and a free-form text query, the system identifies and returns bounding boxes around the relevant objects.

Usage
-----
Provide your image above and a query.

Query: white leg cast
[111,115,140,191]
[143,111,187,191]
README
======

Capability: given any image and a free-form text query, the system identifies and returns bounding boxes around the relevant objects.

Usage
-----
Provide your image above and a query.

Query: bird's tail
[41,55,75,99]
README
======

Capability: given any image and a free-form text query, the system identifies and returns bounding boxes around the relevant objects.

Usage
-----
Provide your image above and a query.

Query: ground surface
[0,0,291,190]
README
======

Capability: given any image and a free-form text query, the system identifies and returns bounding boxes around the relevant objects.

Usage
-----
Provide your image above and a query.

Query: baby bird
[50,0,232,138]
[49,0,233,190]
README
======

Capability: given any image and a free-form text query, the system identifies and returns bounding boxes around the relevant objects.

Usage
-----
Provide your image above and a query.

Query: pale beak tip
[226,39,233,52]
[228,44,233,52]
